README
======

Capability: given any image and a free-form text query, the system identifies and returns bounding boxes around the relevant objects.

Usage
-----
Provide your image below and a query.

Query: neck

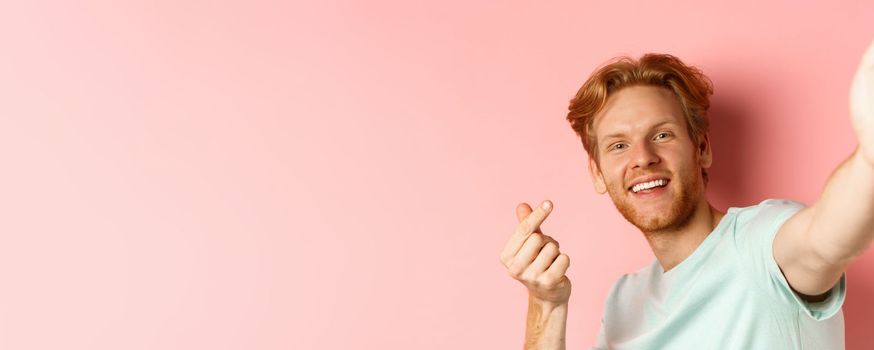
[643,199,725,273]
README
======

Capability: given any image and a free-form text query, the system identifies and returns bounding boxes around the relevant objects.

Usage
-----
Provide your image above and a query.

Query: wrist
[852,145,874,169]
[528,293,570,311]
[526,296,569,350]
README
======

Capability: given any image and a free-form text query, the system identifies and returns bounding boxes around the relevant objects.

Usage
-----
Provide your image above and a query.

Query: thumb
[516,202,533,222]
[515,202,546,234]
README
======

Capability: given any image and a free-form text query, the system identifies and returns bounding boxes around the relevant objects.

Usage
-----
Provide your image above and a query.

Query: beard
[605,167,703,234]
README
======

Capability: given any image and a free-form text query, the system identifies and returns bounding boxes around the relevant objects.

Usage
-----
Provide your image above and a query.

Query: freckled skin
[607,159,700,233]
[589,85,709,235]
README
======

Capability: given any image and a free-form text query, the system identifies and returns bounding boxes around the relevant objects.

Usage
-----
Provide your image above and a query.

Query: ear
[698,133,713,169]
[588,156,608,194]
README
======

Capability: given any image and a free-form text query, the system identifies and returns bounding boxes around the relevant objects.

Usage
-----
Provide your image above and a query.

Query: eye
[654,132,671,140]
[610,143,627,151]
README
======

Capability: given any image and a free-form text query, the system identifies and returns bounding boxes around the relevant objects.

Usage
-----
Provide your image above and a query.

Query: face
[588,85,712,233]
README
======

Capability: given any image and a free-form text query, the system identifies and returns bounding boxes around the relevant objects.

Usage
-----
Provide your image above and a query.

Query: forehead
[593,85,686,138]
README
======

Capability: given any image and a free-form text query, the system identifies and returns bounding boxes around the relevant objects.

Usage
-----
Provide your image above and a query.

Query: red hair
[566,53,714,166]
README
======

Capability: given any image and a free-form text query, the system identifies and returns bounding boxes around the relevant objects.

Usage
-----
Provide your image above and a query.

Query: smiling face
[588,85,712,233]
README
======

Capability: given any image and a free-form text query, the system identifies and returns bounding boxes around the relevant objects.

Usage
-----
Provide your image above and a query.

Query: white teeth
[632,179,667,193]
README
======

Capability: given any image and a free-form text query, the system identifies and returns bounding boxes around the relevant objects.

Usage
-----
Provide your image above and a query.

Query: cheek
[600,164,625,186]
[660,145,694,165]
[670,154,700,178]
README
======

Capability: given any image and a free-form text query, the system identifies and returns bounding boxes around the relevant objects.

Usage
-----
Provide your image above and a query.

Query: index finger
[516,200,552,237]
[500,200,553,264]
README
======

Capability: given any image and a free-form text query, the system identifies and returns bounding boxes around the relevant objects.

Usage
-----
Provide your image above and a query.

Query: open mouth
[628,179,670,195]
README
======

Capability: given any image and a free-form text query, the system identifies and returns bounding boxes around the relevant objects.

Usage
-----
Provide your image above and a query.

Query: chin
[611,187,699,233]
[631,213,684,233]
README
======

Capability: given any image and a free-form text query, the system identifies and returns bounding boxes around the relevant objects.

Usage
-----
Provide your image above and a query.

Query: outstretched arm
[774,40,874,299]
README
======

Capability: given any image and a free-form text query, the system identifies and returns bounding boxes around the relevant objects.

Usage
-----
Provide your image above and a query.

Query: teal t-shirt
[592,199,847,350]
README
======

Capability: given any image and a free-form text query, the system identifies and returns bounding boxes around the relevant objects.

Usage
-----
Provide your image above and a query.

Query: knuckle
[543,241,558,253]
[556,254,570,271]
[536,273,557,288]
[507,263,525,278]
[541,235,558,247]
[499,252,509,266]
[520,269,537,283]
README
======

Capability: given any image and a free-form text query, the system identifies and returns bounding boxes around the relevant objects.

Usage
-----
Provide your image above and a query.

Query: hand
[851,40,874,165]
[500,200,572,305]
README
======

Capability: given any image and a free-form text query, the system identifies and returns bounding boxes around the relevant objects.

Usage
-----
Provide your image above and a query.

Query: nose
[630,142,660,169]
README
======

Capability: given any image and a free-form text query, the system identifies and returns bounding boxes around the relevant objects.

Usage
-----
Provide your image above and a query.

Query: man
[499,41,874,349]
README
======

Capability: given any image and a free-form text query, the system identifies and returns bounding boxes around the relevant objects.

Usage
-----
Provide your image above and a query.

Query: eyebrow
[601,121,679,144]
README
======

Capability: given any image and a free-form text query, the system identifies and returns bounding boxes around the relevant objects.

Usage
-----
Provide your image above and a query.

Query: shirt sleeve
[590,315,608,350]
[734,198,847,321]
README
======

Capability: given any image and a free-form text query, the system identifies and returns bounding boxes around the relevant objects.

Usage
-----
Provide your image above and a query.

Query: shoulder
[732,198,807,228]
[721,198,808,264]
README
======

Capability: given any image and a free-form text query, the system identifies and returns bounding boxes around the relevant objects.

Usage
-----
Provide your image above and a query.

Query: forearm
[525,295,568,350]
[809,147,874,265]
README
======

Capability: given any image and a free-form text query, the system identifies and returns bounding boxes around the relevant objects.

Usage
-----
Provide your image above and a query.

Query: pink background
[1,1,873,349]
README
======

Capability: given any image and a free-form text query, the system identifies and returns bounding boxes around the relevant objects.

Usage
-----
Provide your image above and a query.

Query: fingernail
[542,201,551,210]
